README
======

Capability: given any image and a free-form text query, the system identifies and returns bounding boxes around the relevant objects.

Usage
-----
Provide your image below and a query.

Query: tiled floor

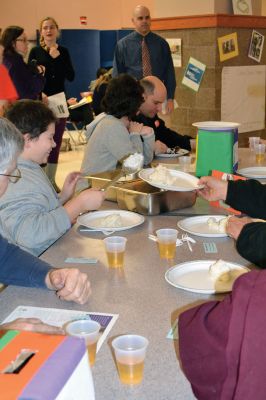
[56,131,86,189]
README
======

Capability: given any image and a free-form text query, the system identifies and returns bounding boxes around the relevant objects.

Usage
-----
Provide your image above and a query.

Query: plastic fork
[148,234,183,247]
[181,233,193,252]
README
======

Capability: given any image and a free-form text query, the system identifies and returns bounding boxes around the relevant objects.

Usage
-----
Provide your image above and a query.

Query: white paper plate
[165,260,249,294]
[178,215,228,238]
[68,98,90,109]
[138,168,203,192]
[156,148,189,158]
[77,210,145,231]
[192,121,240,131]
[237,167,266,179]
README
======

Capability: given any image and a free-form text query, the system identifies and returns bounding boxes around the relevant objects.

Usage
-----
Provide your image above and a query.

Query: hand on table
[0,318,64,334]
[154,140,168,155]
[226,216,253,240]
[197,176,228,201]
[45,268,92,304]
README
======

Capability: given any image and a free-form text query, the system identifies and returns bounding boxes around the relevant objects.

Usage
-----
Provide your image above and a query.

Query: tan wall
[1,0,263,39]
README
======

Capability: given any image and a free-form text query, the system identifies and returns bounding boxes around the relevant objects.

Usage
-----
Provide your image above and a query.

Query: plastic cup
[112,334,149,385]
[189,139,196,154]
[254,143,266,163]
[156,228,178,259]
[179,156,192,172]
[103,236,127,268]
[66,319,101,366]
[249,136,260,151]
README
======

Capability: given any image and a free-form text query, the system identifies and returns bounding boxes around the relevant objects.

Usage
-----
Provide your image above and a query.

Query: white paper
[48,92,69,118]
[2,306,118,352]
[166,38,182,67]
[232,0,252,15]
[221,65,266,133]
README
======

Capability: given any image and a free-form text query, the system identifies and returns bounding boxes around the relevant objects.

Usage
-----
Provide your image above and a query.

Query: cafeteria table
[0,200,254,400]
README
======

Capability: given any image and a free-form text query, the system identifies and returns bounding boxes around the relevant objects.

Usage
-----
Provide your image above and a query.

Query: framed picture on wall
[248,30,264,63]
[218,32,239,62]
[166,38,182,67]
[232,0,252,15]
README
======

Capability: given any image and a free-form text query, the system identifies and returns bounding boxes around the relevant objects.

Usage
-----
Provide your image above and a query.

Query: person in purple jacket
[1,26,45,100]
[0,117,92,333]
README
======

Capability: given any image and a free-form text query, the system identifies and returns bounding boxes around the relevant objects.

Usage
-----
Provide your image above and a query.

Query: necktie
[142,37,152,77]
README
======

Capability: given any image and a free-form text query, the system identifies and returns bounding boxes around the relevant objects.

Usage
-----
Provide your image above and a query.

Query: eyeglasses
[0,168,21,183]
[16,38,28,44]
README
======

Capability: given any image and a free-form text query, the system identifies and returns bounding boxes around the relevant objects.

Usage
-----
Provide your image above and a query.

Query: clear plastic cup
[249,136,260,151]
[103,236,127,268]
[65,319,101,366]
[189,139,196,154]
[179,155,192,172]
[156,228,178,259]
[254,143,266,163]
[112,334,149,385]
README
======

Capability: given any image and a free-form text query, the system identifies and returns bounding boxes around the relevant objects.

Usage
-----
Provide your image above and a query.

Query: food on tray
[166,146,180,154]
[123,153,144,171]
[97,214,123,228]
[209,259,231,282]
[148,165,180,186]
[207,216,229,233]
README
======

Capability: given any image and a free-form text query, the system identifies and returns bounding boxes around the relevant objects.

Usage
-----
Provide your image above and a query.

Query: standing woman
[1,26,45,100]
[29,17,75,191]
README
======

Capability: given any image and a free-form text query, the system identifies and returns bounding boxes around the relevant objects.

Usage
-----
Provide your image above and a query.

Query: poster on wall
[232,0,252,15]
[166,38,182,67]
[182,57,206,92]
[248,30,264,63]
[218,32,239,62]
[221,65,266,133]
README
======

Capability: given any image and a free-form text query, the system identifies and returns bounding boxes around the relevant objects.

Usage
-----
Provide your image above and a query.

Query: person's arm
[162,40,176,101]
[56,47,75,82]
[112,42,126,77]
[236,222,266,268]
[153,116,192,150]
[7,54,45,100]
[226,179,266,219]
[0,318,64,334]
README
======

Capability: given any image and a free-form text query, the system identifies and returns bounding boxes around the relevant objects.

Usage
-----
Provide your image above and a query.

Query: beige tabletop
[0,147,259,399]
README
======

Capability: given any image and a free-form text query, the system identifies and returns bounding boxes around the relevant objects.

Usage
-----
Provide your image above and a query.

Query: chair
[66,102,94,146]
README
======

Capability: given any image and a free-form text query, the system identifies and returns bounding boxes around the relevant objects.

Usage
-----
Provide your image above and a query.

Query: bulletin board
[221,65,266,133]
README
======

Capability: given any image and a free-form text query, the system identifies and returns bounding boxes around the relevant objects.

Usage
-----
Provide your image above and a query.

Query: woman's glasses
[0,168,21,183]
[16,38,29,44]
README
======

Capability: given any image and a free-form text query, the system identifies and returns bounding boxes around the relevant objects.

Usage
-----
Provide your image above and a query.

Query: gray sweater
[78,113,155,190]
[0,158,71,256]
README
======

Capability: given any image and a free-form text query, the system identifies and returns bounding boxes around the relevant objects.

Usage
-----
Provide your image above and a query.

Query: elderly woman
[78,73,155,191]
[0,118,92,333]
[1,26,45,99]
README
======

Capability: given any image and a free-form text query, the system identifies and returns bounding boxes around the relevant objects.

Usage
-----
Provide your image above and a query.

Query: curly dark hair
[5,100,56,139]
[1,26,24,56]
[101,74,144,119]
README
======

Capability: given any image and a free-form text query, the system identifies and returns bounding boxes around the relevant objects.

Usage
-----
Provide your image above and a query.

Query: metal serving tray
[88,170,196,215]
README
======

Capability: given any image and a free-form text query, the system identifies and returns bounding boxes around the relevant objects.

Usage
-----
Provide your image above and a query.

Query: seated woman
[178,269,266,400]
[0,100,105,256]
[92,69,112,116]
[78,74,155,191]
[197,176,266,268]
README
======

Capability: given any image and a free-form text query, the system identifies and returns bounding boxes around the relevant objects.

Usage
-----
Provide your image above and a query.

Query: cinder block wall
[156,26,266,147]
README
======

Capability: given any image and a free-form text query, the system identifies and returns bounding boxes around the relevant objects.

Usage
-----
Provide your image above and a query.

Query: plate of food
[237,167,266,179]
[77,210,145,231]
[192,121,240,131]
[156,147,189,158]
[165,259,250,294]
[138,165,203,192]
[178,215,229,238]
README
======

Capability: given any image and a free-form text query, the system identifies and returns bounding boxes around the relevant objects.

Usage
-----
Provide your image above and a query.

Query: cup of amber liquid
[112,334,149,385]
[254,143,265,164]
[66,319,101,366]
[103,236,127,268]
[156,228,177,259]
